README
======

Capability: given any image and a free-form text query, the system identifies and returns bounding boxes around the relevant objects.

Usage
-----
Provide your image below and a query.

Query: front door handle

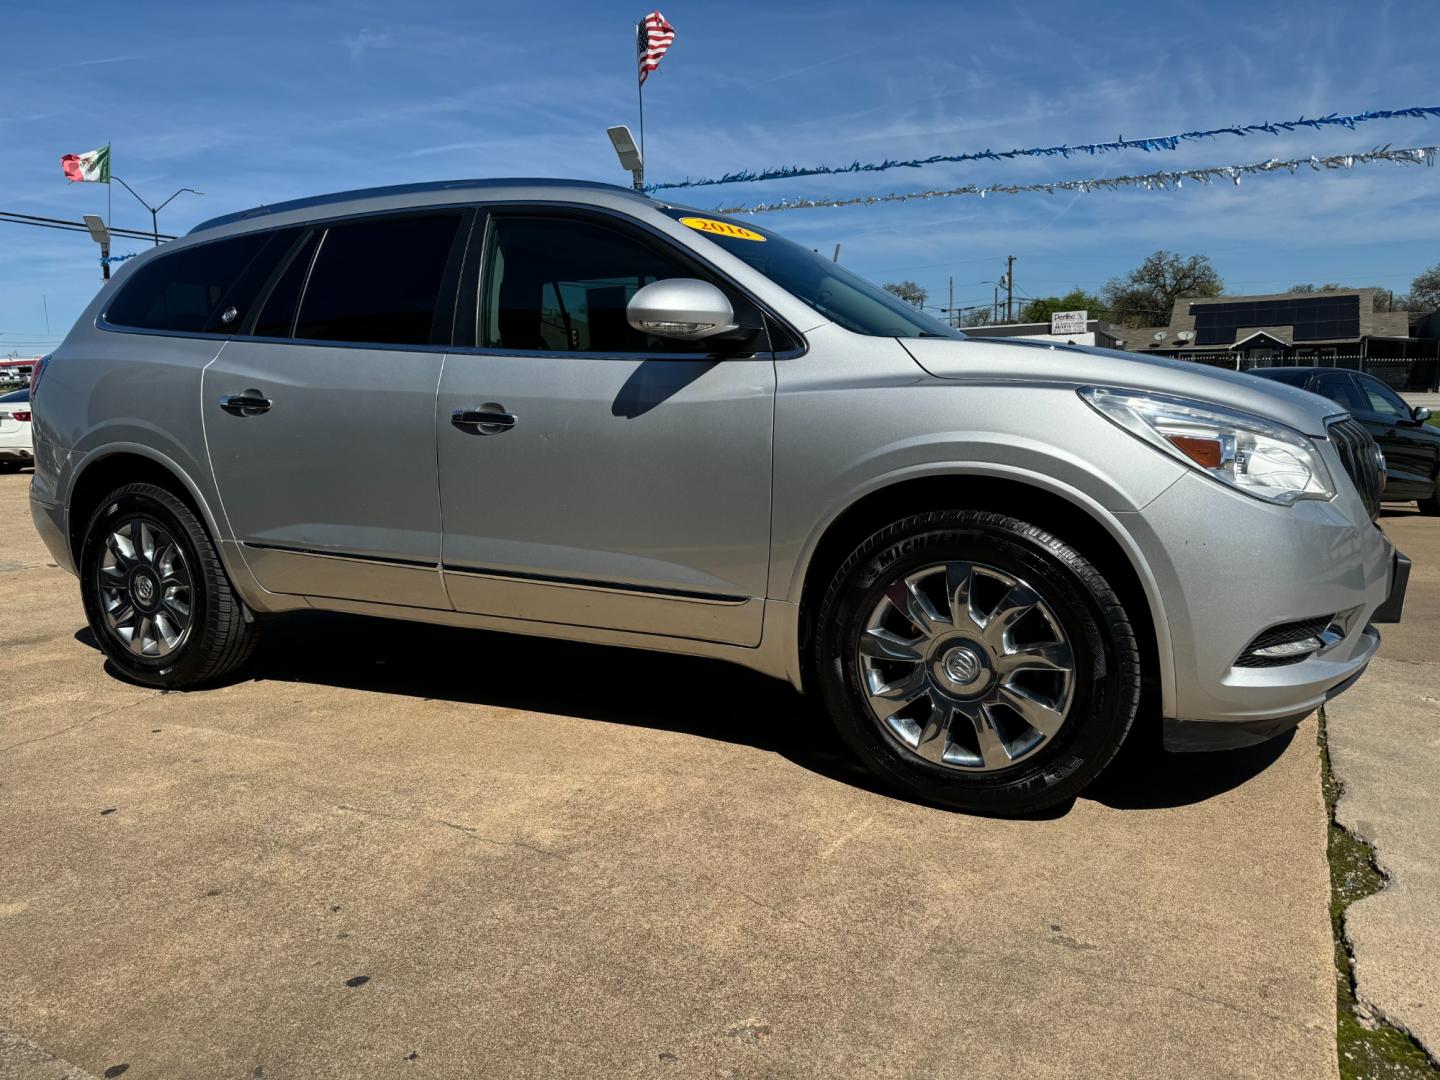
[219,390,272,417]
[452,406,517,434]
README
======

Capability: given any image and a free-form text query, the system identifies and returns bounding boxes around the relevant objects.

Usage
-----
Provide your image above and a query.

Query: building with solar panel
[1107,288,1438,390]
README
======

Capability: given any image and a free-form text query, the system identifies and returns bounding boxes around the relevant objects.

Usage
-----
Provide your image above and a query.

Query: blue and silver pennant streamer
[649,105,1440,193]
[710,145,1439,215]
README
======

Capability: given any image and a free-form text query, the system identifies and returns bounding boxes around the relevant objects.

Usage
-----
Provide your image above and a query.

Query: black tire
[79,482,259,688]
[0,461,19,473]
[813,510,1142,816]
[1419,490,1440,515]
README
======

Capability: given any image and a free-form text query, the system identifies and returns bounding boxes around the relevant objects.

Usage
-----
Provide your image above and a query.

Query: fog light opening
[1247,636,1323,660]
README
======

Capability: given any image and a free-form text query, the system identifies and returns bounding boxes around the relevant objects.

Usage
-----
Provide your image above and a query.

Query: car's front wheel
[813,510,1142,816]
[79,482,259,688]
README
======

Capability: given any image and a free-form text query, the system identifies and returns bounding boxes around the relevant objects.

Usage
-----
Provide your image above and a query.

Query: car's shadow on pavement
[77,610,1295,819]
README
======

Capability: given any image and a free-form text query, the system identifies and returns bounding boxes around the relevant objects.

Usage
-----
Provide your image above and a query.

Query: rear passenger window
[252,232,320,339]
[202,228,303,334]
[293,214,463,346]
[106,232,272,333]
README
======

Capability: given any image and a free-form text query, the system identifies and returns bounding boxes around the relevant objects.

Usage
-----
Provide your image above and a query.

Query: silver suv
[28,179,1409,814]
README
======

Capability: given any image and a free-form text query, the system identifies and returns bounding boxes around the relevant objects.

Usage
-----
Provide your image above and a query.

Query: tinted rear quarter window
[106,232,273,333]
[293,213,463,346]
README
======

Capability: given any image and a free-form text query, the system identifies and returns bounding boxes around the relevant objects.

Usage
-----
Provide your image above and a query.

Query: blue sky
[3,0,1440,353]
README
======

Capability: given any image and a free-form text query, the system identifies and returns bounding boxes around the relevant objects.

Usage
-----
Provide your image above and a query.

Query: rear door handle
[219,391,272,416]
[452,407,517,433]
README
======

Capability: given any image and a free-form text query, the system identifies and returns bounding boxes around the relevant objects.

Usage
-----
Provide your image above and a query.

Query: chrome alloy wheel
[97,517,194,658]
[857,561,1075,772]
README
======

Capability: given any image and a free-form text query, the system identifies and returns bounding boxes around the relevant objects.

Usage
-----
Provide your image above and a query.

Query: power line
[0,210,175,242]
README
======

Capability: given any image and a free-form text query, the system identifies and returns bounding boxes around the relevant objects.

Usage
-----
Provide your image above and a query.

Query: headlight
[1079,387,1335,506]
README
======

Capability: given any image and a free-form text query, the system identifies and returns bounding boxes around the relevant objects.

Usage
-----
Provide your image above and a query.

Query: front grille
[1236,616,1334,668]
[1327,417,1384,521]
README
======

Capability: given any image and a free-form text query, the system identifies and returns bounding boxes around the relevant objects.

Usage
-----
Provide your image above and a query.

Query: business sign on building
[1050,310,1088,335]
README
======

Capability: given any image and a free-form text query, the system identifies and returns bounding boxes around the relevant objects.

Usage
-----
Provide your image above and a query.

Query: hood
[901,336,1343,437]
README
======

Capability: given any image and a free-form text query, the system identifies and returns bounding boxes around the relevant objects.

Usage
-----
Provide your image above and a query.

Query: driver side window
[1358,376,1408,419]
[479,215,716,354]
[1314,372,1367,412]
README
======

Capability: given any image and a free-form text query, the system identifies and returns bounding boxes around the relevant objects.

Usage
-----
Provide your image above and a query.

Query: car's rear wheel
[813,510,1142,816]
[79,482,259,688]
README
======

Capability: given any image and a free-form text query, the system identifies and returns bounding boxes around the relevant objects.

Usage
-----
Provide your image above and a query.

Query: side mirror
[627,279,738,342]
[1414,406,1432,423]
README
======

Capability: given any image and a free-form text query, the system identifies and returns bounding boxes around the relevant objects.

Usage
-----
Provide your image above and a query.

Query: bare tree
[882,280,928,308]
[1410,263,1440,311]
[1102,251,1223,327]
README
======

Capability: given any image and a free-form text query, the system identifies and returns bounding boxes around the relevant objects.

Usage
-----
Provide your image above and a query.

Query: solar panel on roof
[1186,295,1358,345]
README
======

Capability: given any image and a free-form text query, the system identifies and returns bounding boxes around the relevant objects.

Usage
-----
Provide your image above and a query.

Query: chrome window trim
[94,195,809,359]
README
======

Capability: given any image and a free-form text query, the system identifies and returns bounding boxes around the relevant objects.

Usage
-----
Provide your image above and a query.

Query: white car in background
[0,387,33,471]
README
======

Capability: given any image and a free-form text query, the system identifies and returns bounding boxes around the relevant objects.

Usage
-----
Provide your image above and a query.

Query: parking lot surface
[0,471,1339,1079]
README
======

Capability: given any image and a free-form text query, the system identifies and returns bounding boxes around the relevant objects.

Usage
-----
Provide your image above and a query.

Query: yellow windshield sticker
[679,216,766,242]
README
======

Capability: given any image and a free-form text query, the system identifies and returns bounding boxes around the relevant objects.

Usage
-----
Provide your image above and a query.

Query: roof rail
[189,177,645,234]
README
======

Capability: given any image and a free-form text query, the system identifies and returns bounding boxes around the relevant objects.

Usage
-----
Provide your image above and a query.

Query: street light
[111,178,203,245]
[83,213,112,281]
[606,125,645,192]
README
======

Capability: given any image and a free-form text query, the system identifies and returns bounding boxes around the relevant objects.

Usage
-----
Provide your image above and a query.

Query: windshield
[0,388,29,403]
[661,208,960,339]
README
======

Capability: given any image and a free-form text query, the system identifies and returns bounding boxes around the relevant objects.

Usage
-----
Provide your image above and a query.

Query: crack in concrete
[0,692,158,755]
[334,803,564,860]
[1319,707,1440,1074]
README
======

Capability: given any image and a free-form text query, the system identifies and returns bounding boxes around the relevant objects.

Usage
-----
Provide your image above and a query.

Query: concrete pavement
[1327,506,1440,1059]
[0,471,1339,1079]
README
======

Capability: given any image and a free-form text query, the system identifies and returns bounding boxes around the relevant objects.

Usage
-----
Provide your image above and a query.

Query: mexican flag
[61,145,110,183]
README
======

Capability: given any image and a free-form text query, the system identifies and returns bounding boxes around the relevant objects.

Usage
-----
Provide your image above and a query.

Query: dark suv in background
[1250,367,1439,513]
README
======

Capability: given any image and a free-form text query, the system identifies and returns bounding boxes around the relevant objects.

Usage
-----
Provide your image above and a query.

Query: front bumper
[1166,543,1409,750]
[1164,654,1373,751]
[1125,469,1403,752]
[1160,546,1409,751]
[1371,551,1410,624]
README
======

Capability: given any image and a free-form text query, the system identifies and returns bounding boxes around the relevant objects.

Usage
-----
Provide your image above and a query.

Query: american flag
[637,11,675,85]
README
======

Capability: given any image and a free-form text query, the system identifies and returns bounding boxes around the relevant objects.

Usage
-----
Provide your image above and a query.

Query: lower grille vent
[1235,616,1335,668]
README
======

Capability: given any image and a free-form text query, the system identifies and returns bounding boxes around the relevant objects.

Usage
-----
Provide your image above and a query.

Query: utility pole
[993,285,999,323]
[832,243,841,263]
[1005,255,1016,322]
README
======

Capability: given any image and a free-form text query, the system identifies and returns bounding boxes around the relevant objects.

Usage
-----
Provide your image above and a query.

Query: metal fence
[1164,351,1439,392]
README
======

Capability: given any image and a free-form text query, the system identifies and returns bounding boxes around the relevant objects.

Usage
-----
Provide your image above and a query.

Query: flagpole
[636,17,646,165]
